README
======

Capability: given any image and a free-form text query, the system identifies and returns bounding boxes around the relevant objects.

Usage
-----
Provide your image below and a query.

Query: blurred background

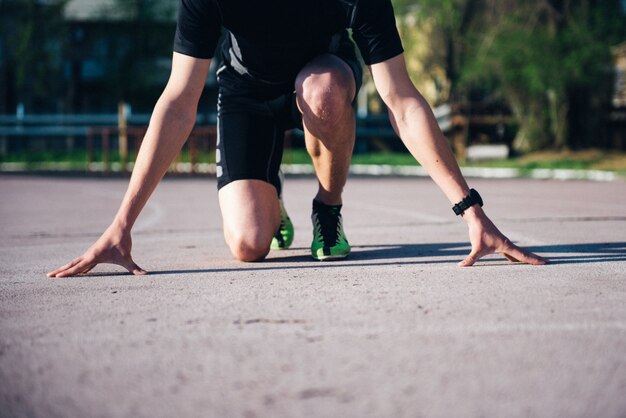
[1,0,625,173]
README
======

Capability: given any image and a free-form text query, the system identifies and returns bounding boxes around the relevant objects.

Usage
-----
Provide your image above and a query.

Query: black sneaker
[311,200,350,260]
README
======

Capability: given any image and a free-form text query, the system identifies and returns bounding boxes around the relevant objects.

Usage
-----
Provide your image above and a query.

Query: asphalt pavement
[1,174,625,418]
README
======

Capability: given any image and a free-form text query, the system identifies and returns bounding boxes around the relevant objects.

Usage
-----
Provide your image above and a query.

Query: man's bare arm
[370,54,546,266]
[47,53,211,277]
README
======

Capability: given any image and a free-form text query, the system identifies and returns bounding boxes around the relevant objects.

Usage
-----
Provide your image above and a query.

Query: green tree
[393,0,626,151]
[393,0,476,102]
[461,0,622,151]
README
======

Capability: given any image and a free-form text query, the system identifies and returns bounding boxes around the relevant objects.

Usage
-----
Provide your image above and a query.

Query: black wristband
[452,188,483,216]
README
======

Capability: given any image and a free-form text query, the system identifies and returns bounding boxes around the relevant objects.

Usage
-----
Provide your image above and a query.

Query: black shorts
[215,30,363,195]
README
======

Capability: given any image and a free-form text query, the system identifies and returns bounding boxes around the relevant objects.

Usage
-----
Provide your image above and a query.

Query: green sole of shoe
[312,253,350,261]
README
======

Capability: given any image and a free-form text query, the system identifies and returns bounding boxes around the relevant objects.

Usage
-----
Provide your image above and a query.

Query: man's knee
[218,179,280,262]
[227,233,270,262]
[296,66,355,126]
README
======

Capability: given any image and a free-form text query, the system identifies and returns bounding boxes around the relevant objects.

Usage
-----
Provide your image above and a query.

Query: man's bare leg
[295,54,356,205]
[218,180,280,262]
[219,55,355,262]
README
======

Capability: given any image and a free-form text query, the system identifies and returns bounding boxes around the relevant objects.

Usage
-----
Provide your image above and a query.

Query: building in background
[0,0,218,115]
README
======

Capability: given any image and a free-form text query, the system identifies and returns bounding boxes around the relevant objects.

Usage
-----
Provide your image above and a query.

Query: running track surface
[1,175,625,417]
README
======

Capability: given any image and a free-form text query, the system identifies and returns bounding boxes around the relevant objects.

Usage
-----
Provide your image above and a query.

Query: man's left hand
[459,207,548,267]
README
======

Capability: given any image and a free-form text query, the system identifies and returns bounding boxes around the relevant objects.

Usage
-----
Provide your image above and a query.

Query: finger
[459,249,484,267]
[55,259,95,278]
[460,243,500,267]
[47,258,80,277]
[124,259,148,276]
[79,266,94,275]
[502,245,548,265]
[503,253,520,262]
[47,258,82,278]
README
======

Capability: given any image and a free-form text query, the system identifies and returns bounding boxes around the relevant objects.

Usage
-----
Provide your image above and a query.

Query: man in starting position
[48,0,546,277]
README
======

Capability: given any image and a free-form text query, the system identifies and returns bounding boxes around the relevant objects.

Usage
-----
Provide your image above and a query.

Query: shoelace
[314,206,342,246]
[274,218,286,245]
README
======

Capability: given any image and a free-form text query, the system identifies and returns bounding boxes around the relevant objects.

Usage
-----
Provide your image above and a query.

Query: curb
[285,164,624,182]
[1,162,623,182]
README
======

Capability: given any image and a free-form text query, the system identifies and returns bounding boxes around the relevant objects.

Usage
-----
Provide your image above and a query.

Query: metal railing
[0,105,458,172]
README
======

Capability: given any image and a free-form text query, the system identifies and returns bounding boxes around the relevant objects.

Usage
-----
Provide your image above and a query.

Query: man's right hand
[47,225,147,278]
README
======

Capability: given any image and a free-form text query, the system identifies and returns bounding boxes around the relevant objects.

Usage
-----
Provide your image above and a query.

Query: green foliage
[394,0,468,30]
[463,2,618,151]
[393,0,626,152]
[393,0,473,98]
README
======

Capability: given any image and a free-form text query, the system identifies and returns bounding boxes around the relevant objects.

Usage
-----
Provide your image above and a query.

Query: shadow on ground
[65,242,626,278]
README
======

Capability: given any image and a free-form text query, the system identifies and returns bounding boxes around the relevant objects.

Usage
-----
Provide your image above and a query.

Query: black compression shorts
[215,30,363,195]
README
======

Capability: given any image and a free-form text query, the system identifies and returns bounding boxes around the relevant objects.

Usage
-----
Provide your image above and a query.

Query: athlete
[47,0,546,278]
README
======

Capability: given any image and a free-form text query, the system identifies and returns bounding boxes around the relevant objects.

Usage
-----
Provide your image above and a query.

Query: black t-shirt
[174,0,404,83]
